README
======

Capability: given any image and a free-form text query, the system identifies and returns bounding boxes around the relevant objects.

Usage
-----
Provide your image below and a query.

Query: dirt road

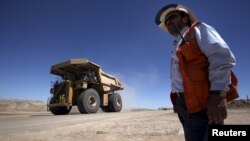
[0,109,249,141]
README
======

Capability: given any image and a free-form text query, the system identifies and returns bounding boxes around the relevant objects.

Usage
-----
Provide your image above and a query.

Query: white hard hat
[155,4,197,32]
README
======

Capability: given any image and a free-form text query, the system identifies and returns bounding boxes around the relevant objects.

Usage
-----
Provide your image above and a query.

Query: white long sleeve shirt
[170,22,236,93]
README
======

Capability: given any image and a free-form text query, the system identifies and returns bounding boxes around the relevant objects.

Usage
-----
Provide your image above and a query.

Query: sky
[1,0,250,109]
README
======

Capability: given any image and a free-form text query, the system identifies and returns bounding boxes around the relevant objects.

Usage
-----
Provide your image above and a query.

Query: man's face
[164,11,188,36]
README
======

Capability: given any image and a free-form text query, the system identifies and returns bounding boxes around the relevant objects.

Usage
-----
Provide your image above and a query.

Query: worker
[155,4,239,141]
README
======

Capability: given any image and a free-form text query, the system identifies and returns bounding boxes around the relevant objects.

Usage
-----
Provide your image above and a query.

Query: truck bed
[50,58,124,91]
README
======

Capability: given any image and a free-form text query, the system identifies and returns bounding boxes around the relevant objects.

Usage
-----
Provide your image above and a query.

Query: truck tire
[50,106,72,115]
[77,88,100,114]
[108,93,122,112]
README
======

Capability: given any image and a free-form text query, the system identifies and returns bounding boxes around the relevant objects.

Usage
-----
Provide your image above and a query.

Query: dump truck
[47,58,124,115]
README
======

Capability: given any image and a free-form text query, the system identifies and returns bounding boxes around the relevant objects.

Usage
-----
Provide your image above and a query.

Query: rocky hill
[227,99,250,109]
[0,99,249,113]
[0,99,47,112]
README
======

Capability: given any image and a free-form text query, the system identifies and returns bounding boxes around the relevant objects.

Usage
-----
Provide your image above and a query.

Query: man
[155,4,239,141]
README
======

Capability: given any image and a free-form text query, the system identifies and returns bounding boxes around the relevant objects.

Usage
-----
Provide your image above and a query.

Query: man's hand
[207,94,227,123]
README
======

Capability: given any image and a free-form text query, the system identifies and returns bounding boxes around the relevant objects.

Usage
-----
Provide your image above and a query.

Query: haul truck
[47,59,124,115]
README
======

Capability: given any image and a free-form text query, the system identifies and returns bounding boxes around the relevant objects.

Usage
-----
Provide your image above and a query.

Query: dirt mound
[0,99,47,112]
[228,99,250,109]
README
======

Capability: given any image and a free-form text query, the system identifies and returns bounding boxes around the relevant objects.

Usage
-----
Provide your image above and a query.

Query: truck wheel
[77,88,100,114]
[108,93,122,112]
[50,106,72,115]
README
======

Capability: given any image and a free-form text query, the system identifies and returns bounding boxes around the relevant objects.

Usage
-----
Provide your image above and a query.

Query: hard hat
[155,4,197,32]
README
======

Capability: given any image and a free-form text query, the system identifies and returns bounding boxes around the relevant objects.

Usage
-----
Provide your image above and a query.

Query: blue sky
[1,0,250,109]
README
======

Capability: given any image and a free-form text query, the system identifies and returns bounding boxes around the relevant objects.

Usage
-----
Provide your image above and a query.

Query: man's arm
[194,22,236,91]
[194,22,236,123]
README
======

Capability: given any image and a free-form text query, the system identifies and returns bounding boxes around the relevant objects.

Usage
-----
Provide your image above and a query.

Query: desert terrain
[0,99,249,141]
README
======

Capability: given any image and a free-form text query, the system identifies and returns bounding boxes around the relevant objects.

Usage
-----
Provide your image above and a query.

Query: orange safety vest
[174,22,239,114]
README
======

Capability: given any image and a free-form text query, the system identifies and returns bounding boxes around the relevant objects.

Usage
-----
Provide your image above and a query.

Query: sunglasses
[164,13,179,23]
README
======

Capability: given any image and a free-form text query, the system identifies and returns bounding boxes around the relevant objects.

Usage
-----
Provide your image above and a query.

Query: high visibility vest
[175,22,239,114]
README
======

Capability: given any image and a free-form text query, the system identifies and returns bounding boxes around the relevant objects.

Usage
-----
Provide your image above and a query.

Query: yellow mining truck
[47,58,124,115]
